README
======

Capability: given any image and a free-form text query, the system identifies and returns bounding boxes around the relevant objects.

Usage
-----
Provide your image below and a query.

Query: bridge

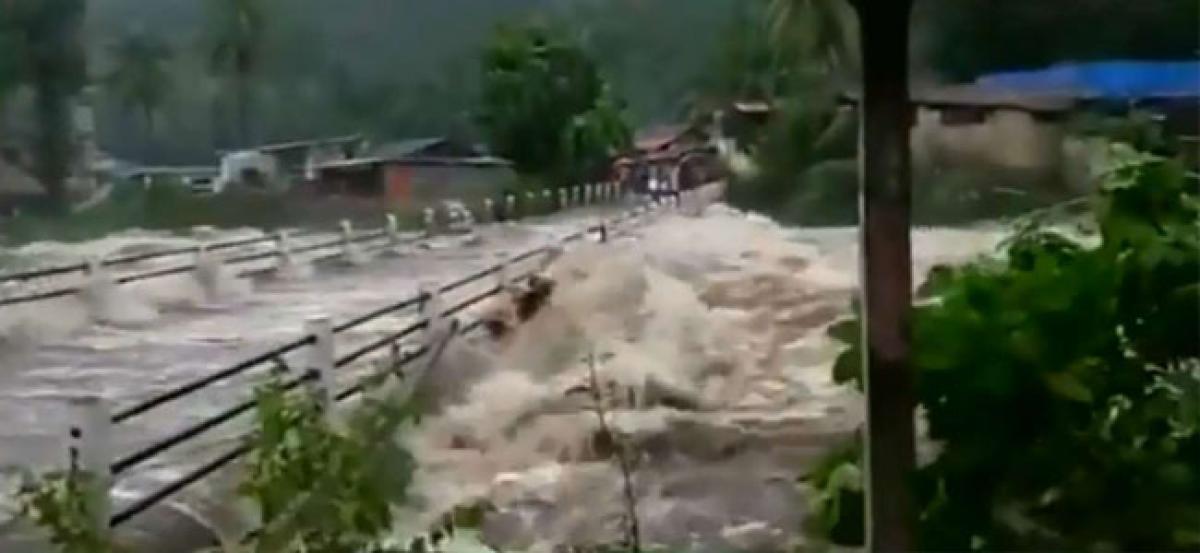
[0,181,722,550]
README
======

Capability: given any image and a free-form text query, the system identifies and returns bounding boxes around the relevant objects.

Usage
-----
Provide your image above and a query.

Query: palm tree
[0,5,28,134]
[21,0,87,213]
[205,0,266,148]
[766,0,860,86]
[106,30,172,158]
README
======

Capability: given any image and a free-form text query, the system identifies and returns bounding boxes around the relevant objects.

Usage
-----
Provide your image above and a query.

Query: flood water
[0,195,1011,552]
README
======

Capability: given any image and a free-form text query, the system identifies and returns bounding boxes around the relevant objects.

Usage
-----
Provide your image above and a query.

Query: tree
[206,0,267,148]
[767,0,860,85]
[106,30,173,159]
[0,3,29,132]
[920,0,1200,80]
[19,0,87,213]
[476,23,631,185]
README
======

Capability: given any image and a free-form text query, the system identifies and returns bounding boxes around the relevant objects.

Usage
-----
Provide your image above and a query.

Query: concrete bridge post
[419,281,445,342]
[304,315,335,419]
[385,214,401,248]
[274,230,294,272]
[423,207,437,237]
[67,394,113,538]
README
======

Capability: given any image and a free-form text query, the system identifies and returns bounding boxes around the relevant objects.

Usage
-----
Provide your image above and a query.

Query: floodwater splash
[78,258,159,328]
[191,246,251,306]
[399,199,1006,552]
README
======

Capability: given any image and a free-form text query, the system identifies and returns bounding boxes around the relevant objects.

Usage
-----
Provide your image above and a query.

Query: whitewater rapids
[402,200,1007,552]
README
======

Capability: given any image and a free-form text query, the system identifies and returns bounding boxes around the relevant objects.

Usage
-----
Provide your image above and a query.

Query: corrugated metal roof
[366,137,453,159]
[976,61,1200,100]
[315,155,513,171]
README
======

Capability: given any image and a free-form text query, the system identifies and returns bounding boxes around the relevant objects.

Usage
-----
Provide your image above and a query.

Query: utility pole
[851,0,917,550]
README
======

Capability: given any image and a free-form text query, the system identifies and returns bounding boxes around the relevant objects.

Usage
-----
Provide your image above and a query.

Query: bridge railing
[0,182,628,309]
[45,182,701,539]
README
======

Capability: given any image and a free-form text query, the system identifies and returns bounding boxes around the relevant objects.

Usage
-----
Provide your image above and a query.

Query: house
[310,137,515,211]
[217,134,368,191]
[824,60,1200,192]
[120,166,221,195]
[615,124,722,196]
[0,156,44,214]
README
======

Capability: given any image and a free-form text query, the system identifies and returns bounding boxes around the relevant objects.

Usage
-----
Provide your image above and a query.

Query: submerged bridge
[0,181,724,551]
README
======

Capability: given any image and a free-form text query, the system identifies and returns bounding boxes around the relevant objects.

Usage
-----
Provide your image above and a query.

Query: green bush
[814,145,1200,551]
[241,376,416,553]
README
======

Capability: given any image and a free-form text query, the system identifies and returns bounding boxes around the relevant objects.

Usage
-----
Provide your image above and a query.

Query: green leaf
[1042,371,1094,403]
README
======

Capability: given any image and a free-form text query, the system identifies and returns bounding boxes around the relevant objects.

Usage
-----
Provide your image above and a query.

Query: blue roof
[975,61,1200,100]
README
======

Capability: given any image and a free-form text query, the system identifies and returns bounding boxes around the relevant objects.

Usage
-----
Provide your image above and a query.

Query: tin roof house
[310,137,515,211]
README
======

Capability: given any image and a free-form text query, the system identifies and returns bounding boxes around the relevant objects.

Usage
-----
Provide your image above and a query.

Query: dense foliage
[16,470,118,553]
[812,145,1200,551]
[0,0,87,212]
[104,30,172,154]
[476,23,630,186]
[241,376,416,553]
[920,0,1200,80]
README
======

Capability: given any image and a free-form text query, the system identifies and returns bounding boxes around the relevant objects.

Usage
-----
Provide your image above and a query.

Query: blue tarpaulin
[976,61,1200,100]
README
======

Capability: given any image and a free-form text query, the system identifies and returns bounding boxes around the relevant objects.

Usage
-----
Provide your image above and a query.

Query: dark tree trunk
[852,0,917,551]
[33,75,72,214]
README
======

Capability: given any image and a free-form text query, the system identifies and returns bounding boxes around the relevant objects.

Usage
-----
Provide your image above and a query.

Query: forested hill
[70,0,1200,164]
[79,0,740,164]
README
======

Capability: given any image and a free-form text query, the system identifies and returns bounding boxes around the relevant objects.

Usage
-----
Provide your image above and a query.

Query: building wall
[911,107,1066,172]
[382,163,516,211]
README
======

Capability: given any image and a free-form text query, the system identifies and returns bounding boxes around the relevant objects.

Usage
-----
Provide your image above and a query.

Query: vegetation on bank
[476,22,631,189]
[809,145,1200,551]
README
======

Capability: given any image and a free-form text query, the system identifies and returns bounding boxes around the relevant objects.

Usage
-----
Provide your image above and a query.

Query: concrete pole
[559,188,570,210]
[423,207,437,237]
[385,214,401,248]
[505,195,517,220]
[339,220,354,257]
[304,315,335,418]
[483,198,495,223]
[853,1,917,550]
[275,230,294,271]
[67,395,112,535]
[418,281,445,342]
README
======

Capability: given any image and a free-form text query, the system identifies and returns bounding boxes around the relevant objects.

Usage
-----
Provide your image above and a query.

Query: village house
[309,137,516,211]
[215,134,367,193]
[615,123,722,197]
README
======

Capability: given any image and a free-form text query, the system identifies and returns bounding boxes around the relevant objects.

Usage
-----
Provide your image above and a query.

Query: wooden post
[67,395,112,534]
[304,315,335,417]
[852,1,917,550]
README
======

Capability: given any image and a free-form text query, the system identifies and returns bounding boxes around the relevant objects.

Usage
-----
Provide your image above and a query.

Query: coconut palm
[20,0,87,212]
[767,0,860,85]
[106,30,173,157]
[205,0,266,148]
